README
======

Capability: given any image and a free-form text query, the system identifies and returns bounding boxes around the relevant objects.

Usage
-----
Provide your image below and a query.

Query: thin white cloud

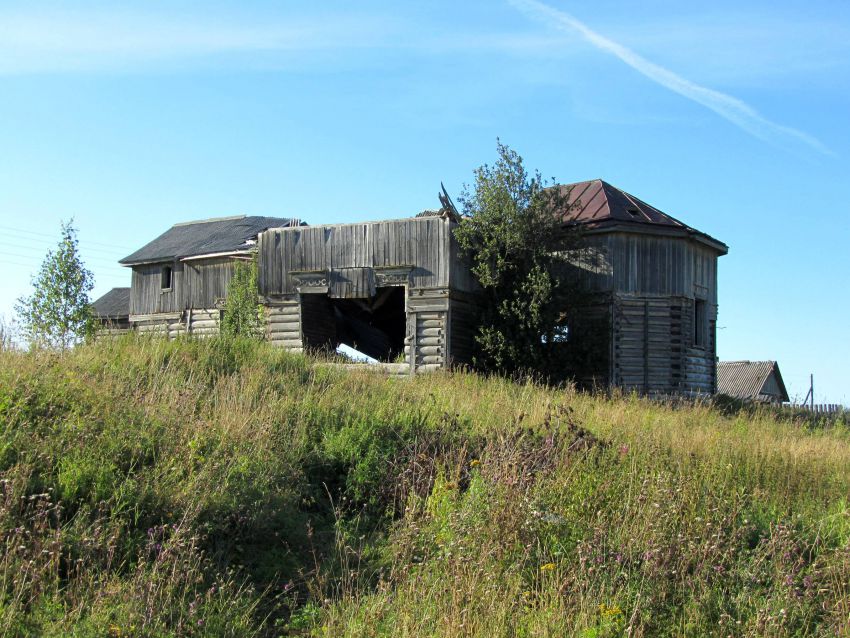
[508,0,834,156]
[0,10,395,73]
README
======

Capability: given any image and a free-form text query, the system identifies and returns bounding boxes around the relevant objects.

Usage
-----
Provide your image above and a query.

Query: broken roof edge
[264,213,456,233]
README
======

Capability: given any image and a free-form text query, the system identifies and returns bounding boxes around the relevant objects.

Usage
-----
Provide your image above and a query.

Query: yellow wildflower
[470,459,480,468]
[540,562,556,572]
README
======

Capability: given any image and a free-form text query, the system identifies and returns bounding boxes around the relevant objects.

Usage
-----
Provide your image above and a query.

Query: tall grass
[0,336,847,636]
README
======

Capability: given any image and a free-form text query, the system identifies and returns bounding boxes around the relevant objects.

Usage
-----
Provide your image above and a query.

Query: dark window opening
[161,265,173,291]
[542,323,569,344]
[694,299,706,347]
[301,286,407,362]
[627,206,640,217]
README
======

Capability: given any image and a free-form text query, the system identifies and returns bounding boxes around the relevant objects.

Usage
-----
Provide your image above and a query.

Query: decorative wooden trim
[289,271,330,294]
[374,266,412,287]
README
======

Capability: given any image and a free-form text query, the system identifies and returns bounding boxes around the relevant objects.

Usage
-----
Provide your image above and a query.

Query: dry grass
[0,335,848,636]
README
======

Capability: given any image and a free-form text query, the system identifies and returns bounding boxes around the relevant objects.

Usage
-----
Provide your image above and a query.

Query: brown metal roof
[553,179,728,254]
[717,360,790,402]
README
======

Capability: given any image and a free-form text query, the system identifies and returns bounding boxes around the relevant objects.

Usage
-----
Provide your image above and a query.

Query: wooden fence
[794,403,844,415]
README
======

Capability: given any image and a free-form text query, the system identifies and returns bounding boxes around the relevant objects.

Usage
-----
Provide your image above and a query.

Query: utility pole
[801,373,814,410]
[810,374,814,411]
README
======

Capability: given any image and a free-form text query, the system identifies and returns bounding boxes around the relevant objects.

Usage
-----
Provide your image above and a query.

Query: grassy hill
[0,337,847,637]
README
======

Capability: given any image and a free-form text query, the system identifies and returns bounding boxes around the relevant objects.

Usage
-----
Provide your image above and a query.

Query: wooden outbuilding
[716,361,789,404]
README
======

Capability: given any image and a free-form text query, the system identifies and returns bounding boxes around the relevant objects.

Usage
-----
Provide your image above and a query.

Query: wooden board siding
[130,258,238,315]
[448,294,479,366]
[258,217,477,298]
[564,233,719,302]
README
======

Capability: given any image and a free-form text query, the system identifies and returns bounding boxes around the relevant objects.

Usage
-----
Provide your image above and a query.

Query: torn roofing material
[119,215,300,265]
[554,179,728,254]
[92,287,130,319]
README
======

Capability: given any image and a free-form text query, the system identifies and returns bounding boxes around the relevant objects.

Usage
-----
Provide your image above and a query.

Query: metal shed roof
[92,287,130,319]
[717,360,790,402]
[555,180,728,254]
[119,215,299,266]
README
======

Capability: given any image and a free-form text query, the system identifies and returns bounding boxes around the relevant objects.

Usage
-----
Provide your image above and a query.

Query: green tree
[15,220,95,350]
[220,258,263,338]
[454,141,579,376]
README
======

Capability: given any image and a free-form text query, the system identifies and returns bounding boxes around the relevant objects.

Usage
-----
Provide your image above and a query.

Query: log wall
[130,308,222,339]
[612,295,716,394]
[406,291,449,373]
[266,300,302,351]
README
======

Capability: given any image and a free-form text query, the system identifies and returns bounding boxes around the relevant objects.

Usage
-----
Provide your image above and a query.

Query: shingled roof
[554,180,728,254]
[717,361,789,403]
[92,287,130,319]
[120,215,298,266]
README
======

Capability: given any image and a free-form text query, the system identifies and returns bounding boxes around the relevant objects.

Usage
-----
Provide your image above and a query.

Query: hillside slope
[0,337,848,637]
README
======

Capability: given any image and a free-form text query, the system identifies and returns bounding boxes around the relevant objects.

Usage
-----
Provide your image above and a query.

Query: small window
[694,299,706,347]
[161,265,173,291]
[552,323,569,343]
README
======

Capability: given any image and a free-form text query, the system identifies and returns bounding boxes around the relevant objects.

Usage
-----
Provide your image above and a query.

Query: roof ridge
[172,214,247,227]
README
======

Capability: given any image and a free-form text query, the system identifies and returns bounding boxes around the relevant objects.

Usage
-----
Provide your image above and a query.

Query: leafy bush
[221,259,263,338]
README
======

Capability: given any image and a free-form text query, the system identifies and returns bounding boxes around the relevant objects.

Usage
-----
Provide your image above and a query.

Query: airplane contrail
[509,0,833,156]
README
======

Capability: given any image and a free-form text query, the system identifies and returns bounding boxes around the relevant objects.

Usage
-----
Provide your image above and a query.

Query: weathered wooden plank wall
[447,294,478,366]
[564,233,718,302]
[129,258,237,315]
[258,217,476,298]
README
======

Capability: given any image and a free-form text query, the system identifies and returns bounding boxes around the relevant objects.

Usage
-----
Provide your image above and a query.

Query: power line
[1,250,126,269]
[0,234,131,258]
[0,223,137,251]
[0,235,130,259]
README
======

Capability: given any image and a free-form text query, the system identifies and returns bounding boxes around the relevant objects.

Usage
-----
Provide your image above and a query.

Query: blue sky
[1,0,848,403]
